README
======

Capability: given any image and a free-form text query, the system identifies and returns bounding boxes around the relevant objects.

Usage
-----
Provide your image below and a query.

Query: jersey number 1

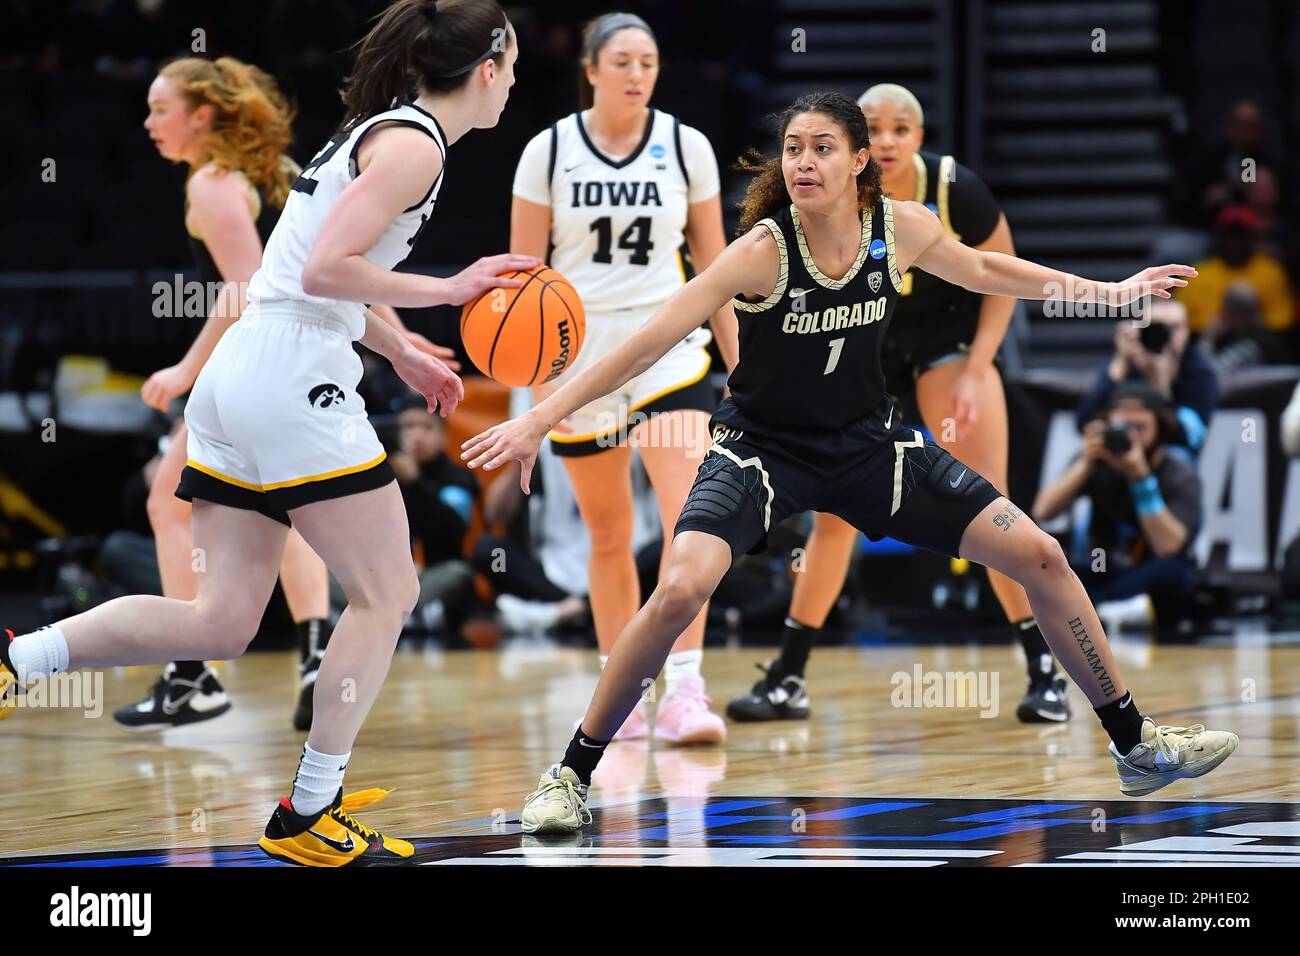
[823,337,845,375]
[590,216,653,266]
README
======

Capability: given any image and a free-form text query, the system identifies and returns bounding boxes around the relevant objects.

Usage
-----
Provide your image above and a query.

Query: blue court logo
[869,239,887,260]
[650,144,667,159]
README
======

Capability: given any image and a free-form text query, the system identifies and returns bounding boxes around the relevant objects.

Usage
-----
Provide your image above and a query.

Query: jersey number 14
[590,216,653,266]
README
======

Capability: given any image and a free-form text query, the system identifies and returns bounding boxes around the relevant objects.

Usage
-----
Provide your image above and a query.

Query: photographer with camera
[1076,300,1219,458]
[1035,383,1203,633]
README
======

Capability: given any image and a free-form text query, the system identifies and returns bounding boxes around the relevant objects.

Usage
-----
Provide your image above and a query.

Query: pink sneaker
[573,697,649,742]
[653,676,727,745]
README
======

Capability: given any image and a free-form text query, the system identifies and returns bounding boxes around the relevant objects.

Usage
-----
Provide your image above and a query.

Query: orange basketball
[459,265,585,388]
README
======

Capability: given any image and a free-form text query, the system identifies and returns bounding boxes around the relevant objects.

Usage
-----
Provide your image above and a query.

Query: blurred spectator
[1201,282,1293,376]
[386,396,478,633]
[1192,100,1284,218]
[1036,384,1202,633]
[1281,381,1300,599]
[1178,205,1294,335]
[1244,166,1286,259]
[470,458,589,634]
[1077,300,1218,457]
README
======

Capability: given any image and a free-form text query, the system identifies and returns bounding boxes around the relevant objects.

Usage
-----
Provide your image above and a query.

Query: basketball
[459,265,585,387]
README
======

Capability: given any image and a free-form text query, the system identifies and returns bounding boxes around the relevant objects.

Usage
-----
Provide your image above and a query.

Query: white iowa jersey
[247,102,447,339]
[513,109,720,316]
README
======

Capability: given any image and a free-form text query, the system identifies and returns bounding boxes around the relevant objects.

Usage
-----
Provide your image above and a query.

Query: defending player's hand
[141,364,195,412]
[405,330,461,371]
[395,348,463,417]
[444,254,545,306]
[1110,265,1197,308]
[460,415,550,494]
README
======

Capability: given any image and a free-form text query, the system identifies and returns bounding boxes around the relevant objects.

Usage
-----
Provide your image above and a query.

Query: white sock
[290,744,350,817]
[10,625,70,686]
[664,649,702,697]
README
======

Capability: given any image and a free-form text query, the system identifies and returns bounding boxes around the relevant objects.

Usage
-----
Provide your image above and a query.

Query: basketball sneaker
[726,661,811,722]
[259,787,414,866]
[1016,673,1071,723]
[653,675,726,744]
[1111,718,1239,796]
[1,629,18,720]
[112,662,230,731]
[522,764,592,834]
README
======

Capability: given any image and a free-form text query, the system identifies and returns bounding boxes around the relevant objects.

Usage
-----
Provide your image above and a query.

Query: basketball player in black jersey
[462,91,1237,833]
[729,83,1069,727]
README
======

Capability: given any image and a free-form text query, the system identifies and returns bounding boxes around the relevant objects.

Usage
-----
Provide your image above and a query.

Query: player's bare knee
[587,518,634,558]
[145,488,186,530]
[654,569,709,627]
[1025,531,1070,581]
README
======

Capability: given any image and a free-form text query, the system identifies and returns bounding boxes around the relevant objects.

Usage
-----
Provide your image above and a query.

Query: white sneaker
[521,764,592,834]
[497,595,563,633]
[1110,717,1239,796]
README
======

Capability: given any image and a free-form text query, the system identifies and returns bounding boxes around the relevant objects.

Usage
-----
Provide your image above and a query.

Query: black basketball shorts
[673,415,1004,562]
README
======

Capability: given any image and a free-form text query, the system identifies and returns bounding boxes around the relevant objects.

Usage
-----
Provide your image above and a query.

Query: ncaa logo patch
[650,144,667,159]
[307,383,345,409]
[868,271,883,293]
[869,239,887,260]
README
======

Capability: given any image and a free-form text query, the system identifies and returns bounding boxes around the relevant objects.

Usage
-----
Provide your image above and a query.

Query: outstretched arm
[891,200,1195,308]
[461,224,782,490]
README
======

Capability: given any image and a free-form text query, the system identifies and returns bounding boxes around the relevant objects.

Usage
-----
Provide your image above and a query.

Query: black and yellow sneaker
[259,787,414,866]
[1,629,18,720]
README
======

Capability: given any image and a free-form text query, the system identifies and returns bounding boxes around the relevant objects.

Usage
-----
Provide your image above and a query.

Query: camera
[1138,321,1171,353]
[1102,424,1132,455]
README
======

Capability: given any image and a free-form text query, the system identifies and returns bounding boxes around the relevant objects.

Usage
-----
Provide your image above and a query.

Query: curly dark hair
[736,90,882,236]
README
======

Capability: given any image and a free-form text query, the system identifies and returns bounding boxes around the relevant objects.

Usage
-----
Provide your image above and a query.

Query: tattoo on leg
[1067,616,1116,699]
[991,502,1023,533]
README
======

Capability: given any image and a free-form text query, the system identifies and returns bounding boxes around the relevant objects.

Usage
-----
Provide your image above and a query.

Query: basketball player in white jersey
[1,0,538,866]
[511,12,740,744]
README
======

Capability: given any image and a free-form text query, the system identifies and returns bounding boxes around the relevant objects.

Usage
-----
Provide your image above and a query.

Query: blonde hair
[159,56,297,208]
[857,83,924,128]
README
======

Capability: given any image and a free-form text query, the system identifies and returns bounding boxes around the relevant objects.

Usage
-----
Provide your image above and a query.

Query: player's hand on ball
[1110,265,1196,307]
[460,414,549,493]
[141,364,195,412]
[405,330,461,371]
[395,348,463,417]
[445,254,544,306]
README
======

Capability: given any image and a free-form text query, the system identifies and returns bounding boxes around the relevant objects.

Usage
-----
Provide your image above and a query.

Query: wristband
[1130,474,1164,516]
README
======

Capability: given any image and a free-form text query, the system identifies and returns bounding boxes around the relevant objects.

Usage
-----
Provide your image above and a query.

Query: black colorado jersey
[721,197,903,432]
[894,151,1001,324]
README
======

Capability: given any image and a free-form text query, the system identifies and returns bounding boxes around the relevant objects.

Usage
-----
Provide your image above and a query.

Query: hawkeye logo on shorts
[308,383,346,409]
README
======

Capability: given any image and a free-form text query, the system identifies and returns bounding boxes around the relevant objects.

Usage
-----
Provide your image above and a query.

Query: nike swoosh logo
[1119,696,1131,709]
[949,468,967,488]
[563,164,580,173]
[884,406,894,429]
[308,828,355,853]
[577,738,604,749]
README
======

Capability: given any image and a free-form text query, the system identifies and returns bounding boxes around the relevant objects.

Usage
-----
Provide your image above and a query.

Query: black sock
[774,617,817,679]
[297,618,332,665]
[171,660,207,682]
[562,726,610,786]
[1013,618,1053,681]
[1095,692,1145,754]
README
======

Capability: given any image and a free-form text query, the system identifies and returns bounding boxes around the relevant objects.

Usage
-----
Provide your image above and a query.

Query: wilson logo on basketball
[461,265,586,387]
[307,384,345,409]
[542,319,573,384]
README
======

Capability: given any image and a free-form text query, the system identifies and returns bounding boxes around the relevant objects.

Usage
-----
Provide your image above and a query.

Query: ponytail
[339,0,509,131]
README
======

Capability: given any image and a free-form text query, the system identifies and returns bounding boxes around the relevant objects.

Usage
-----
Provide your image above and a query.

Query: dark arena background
[1,0,1297,934]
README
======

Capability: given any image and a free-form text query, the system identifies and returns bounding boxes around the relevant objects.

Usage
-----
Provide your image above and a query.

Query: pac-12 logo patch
[868,239,887,260]
[308,383,345,408]
[868,271,883,293]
